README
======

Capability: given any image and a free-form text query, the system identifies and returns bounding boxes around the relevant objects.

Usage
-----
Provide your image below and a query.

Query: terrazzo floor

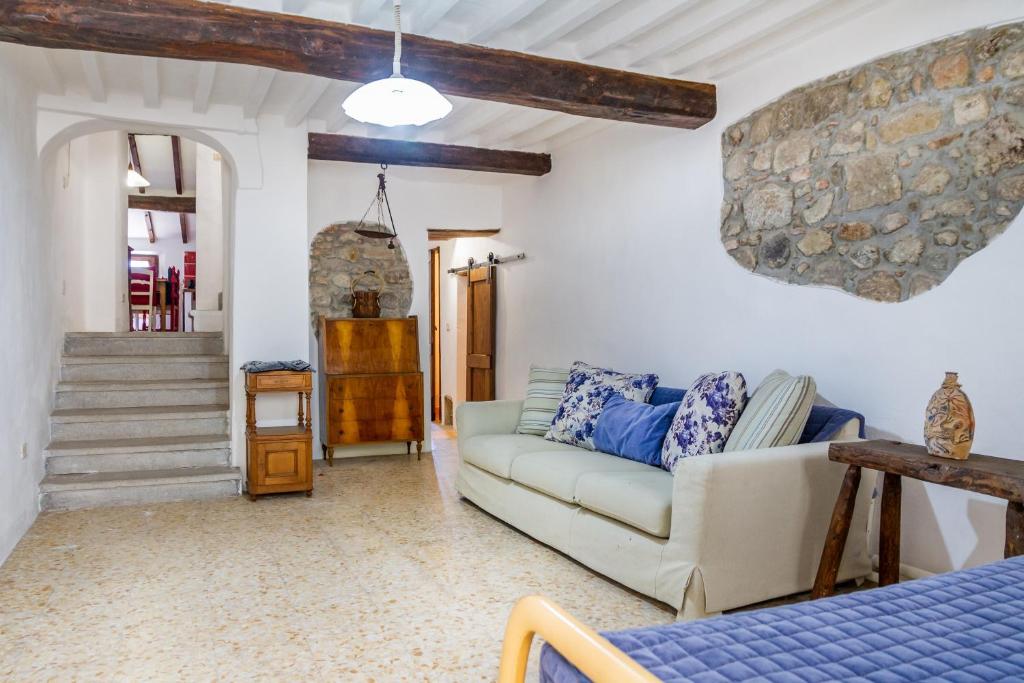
[0,425,675,681]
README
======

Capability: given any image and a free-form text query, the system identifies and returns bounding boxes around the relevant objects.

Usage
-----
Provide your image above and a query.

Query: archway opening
[41,127,235,336]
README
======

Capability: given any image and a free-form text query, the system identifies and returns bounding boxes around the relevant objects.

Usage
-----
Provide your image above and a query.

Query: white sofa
[455,399,874,619]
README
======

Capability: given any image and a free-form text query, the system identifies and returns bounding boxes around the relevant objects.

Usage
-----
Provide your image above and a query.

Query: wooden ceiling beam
[427,228,500,241]
[144,211,156,244]
[171,135,184,195]
[171,134,188,244]
[308,134,551,176]
[0,0,716,128]
[129,195,196,213]
[127,133,145,194]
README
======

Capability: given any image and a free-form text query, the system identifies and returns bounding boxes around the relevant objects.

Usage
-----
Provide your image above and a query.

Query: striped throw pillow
[516,366,571,436]
[723,370,816,452]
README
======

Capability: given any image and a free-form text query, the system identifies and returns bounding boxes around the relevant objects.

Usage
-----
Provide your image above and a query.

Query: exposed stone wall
[309,221,412,328]
[721,22,1024,302]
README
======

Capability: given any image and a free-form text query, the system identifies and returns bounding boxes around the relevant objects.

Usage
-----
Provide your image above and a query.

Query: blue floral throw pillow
[661,371,748,473]
[545,361,659,450]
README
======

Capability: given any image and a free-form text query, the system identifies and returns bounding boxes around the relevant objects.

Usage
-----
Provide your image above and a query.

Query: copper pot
[351,271,384,318]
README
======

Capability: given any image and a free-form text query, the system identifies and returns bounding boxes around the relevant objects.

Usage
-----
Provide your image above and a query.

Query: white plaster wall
[195,145,226,330]
[0,47,61,564]
[494,1,1024,575]
[307,163,503,458]
[228,119,311,473]
[55,131,129,332]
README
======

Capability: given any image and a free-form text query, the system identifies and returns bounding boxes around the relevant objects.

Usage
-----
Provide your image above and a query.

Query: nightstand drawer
[246,371,312,393]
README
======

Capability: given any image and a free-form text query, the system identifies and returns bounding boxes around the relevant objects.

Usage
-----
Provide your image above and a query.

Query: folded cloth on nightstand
[239,360,313,373]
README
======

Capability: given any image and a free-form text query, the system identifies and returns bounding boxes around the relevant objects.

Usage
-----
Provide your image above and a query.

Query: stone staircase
[40,332,240,510]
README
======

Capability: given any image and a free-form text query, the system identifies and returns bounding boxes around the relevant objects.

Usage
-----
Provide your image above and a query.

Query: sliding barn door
[465,264,496,402]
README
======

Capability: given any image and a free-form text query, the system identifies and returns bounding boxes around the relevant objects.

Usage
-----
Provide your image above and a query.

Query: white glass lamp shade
[126,168,151,188]
[342,75,452,127]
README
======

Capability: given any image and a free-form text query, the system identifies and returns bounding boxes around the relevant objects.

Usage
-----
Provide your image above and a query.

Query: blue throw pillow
[593,395,681,467]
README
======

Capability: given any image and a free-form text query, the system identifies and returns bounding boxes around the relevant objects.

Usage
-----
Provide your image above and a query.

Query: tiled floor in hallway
[0,425,673,681]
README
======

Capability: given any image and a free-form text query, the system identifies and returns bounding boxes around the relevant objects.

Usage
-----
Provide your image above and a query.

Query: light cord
[392,0,402,76]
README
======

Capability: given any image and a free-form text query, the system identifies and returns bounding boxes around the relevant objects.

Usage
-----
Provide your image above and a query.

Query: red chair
[167,266,181,332]
[129,269,156,332]
[183,251,197,331]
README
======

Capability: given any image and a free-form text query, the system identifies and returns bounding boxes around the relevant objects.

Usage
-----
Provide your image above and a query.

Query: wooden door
[465,264,496,401]
[429,247,442,422]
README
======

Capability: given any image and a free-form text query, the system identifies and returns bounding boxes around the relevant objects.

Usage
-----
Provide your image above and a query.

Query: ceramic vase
[924,372,975,460]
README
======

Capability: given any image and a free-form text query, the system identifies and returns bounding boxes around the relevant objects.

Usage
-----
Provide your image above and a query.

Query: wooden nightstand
[812,439,1024,599]
[244,369,313,500]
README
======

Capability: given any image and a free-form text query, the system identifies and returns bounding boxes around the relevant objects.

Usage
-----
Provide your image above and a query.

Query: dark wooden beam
[144,211,156,244]
[127,133,145,194]
[309,134,551,176]
[0,0,716,128]
[171,135,183,195]
[129,195,196,213]
[171,135,188,243]
[427,229,500,241]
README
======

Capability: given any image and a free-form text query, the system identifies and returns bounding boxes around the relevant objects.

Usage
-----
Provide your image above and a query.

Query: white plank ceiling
[19,0,887,151]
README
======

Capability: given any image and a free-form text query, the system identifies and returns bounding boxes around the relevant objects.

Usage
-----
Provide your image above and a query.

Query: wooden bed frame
[498,595,657,683]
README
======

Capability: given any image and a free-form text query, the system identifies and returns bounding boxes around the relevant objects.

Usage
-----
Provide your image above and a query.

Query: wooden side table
[812,439,1024,599]
[244,369,314,500]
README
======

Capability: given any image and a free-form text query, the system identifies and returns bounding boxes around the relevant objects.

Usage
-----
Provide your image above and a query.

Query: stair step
[40,466,241,510]
[54,379,229,409]
[61,355,229,381]
[64,332,223,357]
[50,405,229,440]
[45,434,231,474]
[46,434,231,455]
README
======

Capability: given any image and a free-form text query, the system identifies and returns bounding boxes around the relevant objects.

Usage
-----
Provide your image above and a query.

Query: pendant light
[125,162,150,188]
[342,0,452,127]
[356,163,399,249]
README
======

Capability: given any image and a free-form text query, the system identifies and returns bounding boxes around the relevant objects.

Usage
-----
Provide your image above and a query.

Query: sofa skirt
[456,461,694,611]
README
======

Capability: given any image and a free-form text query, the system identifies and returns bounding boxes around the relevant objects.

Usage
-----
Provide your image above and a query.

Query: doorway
[429,246,442,422]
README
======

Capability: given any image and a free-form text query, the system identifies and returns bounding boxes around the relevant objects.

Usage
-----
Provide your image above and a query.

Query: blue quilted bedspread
[540,556,1024,682]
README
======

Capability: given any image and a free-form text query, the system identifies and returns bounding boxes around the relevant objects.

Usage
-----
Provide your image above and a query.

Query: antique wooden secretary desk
[317,316,425,464]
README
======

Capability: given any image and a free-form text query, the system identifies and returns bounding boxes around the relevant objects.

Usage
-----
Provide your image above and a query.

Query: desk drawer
[325,373,423,444]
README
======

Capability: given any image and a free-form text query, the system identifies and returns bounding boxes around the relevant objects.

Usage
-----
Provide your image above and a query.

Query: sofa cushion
[649,386,685,405]
[662,371,748,473]
[575,470,673,538]
[725,370,816,452]
[593,396,680,466]
[510,449,653,503]
[461,434,578,479]
[546,361,659,451]
[516,365,570,436]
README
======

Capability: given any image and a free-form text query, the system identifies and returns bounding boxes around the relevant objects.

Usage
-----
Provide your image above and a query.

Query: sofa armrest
[456,400,525,442]
[669,439,873,614]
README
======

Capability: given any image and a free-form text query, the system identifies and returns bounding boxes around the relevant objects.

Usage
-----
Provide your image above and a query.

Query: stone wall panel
[308,221,413,327]
[721,22,1024,302]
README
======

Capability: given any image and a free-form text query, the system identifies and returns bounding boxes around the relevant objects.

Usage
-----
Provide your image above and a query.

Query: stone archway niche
[309,221,413,328]
[720,22,1024,302]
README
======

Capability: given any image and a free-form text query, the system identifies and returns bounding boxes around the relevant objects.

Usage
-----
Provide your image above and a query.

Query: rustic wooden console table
[812,439,1024,599]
